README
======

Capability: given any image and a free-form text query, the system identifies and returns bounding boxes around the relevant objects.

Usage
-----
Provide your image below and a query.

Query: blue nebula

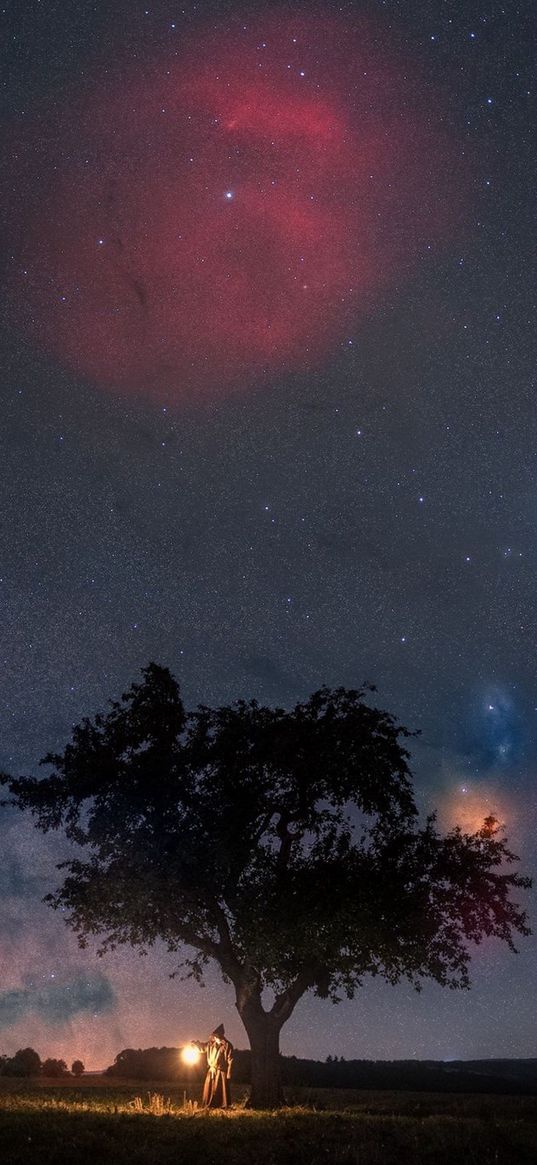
[462,688,524,770]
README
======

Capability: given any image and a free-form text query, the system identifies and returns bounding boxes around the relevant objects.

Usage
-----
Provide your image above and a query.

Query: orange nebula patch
[439,783,515,838]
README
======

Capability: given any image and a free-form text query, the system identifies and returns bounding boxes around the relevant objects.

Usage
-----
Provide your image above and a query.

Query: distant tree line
[106,1047,199,1081]
[105,1047,537,1096]
[104,1046,250,1083]
[3,1045,536,1095]
[0,1049,84,1078]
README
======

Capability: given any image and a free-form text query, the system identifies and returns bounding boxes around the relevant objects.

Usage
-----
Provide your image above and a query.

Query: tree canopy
[1,663,531,1106]
[106,1046,198,1081]
[41,1057,69,1078]
[1,1048,41,1077]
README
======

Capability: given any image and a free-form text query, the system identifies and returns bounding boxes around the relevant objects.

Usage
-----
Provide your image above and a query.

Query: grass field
[1,1078,536,1164]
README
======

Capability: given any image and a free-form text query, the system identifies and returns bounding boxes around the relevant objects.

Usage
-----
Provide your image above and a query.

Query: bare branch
[270,967,316,1024]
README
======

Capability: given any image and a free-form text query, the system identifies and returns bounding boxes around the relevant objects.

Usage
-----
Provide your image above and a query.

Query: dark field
[1,1078,537,1164]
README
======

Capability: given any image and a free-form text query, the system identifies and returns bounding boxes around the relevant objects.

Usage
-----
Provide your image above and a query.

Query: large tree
[2,1048,41,1077]
[1,665,531,1107]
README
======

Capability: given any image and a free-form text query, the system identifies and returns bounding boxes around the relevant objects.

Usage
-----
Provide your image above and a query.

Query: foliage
[1,1048,42,1077]
[106,1048,196,1082]
[72,1060,85,1077]
[42,1058,70,1078]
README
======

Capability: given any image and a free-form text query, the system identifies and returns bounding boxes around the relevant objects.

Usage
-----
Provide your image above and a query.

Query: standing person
[196,1024,233,1108]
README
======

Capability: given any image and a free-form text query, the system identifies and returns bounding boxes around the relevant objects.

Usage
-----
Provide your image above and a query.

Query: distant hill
[442,1059,537,1088]
[279,1056,537,1095]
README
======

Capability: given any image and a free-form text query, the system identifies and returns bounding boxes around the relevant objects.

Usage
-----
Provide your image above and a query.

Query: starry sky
[1,0,536,1070]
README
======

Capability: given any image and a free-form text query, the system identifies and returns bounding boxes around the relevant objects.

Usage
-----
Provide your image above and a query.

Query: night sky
[1,0,536,1069]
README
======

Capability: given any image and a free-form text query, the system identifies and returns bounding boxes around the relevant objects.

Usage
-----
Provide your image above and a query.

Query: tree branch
[275,812,303,872]
[177,924,221,963]
[210,900,242,979]
[270,967,315,1025]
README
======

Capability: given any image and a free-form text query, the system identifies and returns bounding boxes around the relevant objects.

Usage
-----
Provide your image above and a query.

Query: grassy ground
[1,1079,536,1164]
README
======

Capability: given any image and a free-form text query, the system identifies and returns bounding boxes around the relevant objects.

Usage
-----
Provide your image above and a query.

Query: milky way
[9,14,462,400]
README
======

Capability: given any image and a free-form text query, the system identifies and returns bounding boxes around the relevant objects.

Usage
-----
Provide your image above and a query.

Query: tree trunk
[236,994,285,1109]
[244,1014,284,1109]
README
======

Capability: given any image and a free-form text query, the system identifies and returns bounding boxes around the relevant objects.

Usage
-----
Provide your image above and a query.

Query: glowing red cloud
[439,783,515,839]
[6,14,465,400]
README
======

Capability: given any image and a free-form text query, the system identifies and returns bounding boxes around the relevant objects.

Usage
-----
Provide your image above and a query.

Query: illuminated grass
[1,1083,536,1164]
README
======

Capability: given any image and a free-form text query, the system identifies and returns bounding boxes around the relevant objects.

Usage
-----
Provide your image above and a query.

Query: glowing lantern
[181,1044,201,1066]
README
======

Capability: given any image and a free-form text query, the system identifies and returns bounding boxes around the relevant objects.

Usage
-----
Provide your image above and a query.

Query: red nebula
[5,14,465,401]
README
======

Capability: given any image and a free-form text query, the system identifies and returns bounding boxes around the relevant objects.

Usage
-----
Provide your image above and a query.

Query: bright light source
[181,1044,201,1065]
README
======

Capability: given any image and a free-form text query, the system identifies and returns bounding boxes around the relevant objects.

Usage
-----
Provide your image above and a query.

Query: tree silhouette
[42,1057,69,1078]
[2,1048,41,1077]
[1,664,531,1107]
[106,1047,187,1080]
[71,1059,85,1077]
